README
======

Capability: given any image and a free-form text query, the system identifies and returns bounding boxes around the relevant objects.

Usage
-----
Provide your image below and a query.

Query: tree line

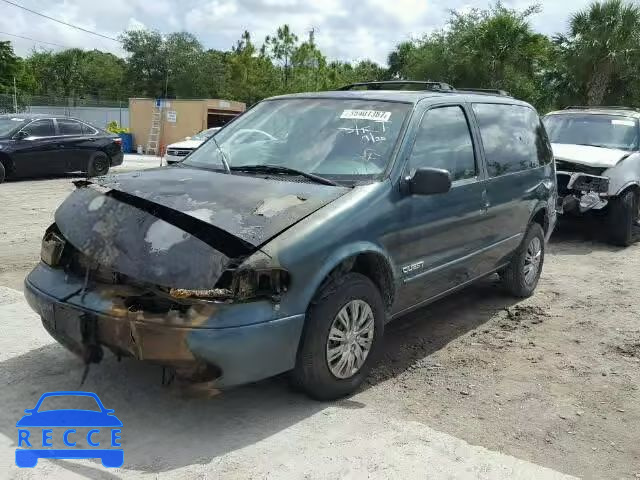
[1,0,639,112]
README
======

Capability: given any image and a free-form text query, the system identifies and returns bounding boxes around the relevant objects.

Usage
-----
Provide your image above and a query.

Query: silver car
[544,107,640,246]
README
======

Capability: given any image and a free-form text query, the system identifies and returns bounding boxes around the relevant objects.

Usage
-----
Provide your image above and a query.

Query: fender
[614,180,640,196]
[605,153,640,196]
[298,241,399,312]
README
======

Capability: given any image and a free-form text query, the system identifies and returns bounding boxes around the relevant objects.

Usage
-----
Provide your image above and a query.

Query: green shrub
[106,121,130,134]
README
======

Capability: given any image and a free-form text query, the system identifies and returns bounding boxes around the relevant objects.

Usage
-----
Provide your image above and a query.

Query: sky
[0,0,594,64]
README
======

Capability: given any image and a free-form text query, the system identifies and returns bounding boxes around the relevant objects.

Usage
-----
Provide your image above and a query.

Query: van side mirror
[407,167,452,195]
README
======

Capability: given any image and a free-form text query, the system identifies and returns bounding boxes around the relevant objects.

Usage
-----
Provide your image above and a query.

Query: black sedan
[0,114,124,183]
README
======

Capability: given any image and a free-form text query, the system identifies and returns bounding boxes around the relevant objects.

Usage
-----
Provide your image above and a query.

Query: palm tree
[562,0,640,105]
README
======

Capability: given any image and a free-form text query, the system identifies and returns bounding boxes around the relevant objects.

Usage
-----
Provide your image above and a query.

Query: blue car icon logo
[16,391,123,468]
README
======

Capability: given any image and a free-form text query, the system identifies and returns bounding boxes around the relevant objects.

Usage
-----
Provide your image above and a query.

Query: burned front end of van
[24,169,347,387]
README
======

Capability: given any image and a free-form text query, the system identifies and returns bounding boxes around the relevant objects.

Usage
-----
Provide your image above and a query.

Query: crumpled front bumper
[24,263,305,388]
[556,170,610,214]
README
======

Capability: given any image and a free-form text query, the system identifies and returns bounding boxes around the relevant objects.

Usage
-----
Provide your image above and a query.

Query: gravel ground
[0,159,638,478]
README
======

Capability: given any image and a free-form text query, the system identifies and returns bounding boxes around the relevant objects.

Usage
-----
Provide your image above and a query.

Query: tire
[291,272,385,401]
[0,162,5,184]
[87,152,110,177]
[607,190,637,247]
[501,223,545,298]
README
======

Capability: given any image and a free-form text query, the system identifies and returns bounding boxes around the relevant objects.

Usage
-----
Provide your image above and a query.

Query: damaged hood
[552,143,631,168]
[54,167,348,289]
[93,167,349,246]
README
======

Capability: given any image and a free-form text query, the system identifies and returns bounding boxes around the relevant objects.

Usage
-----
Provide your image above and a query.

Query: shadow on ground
[548,216,636,255]
[1,278,521,477]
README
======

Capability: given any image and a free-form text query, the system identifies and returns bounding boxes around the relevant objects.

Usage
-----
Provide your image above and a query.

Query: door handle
[481,190,491,210]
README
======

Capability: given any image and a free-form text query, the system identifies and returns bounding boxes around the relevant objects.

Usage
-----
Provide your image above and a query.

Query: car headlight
[41,228,67,267]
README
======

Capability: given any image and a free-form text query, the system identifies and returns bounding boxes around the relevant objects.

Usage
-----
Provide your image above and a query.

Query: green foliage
[387,2,554,110]
[0,41,19,92]
[8,1,640,111]
[553,0,640,106]
[106,121,129,134]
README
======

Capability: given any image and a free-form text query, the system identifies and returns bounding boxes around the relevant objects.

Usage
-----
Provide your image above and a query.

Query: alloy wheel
[524,236,542,285]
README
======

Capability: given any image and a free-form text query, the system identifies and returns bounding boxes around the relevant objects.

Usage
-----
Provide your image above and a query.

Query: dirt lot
[0,168,639,479]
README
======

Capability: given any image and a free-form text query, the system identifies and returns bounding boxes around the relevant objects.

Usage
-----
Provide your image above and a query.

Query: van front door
[388,104,490,315]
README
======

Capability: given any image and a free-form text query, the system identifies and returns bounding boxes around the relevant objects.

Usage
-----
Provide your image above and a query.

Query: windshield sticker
[338,125,387,143]
[340,110,391,122]
[612,119,635,127]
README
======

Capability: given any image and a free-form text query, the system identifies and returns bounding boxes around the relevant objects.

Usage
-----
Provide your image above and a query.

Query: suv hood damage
[552,143,631,168]
[56,167,348,289]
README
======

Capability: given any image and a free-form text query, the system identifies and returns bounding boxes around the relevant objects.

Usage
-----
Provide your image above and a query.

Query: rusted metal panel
[55,187,231,289]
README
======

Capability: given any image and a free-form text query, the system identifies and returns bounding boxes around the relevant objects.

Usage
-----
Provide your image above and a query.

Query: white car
[543,107,640,246]
[164,127,220,164]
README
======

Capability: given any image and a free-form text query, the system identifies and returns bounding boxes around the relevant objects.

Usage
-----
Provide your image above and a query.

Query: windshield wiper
[211,136,231,174]
[230,164,338,186]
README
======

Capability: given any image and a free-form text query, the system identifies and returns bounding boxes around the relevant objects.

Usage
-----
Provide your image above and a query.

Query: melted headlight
[41,229,66,267]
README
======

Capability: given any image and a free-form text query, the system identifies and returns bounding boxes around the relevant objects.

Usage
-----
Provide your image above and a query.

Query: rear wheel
[291,272,385,400]
[501,223,545,298]
[608,190,638,247]
[87,152,110,177]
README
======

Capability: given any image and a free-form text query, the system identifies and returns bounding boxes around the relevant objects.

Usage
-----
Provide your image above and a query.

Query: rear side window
[57,119,84,135]
[409,106,476,181]
[472,103,548,177]
[22,119,55,137]
[82,123,98,135]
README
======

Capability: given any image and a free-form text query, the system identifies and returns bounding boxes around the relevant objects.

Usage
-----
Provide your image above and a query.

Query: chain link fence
[0,94,129,128]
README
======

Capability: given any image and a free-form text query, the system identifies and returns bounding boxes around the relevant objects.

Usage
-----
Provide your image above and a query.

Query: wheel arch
[0,151,15,176]
[617,182,640,198]
[528,203,549,235]
[305,242,398,314]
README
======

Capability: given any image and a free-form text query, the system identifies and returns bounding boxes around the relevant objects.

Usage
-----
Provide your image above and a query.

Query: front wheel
[608,190,638,247]
[0,162,5,184]
[291,272,385,401]
[501,223,545,298]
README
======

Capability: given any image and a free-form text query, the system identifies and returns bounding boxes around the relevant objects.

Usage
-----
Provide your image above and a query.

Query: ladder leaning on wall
[146,105,162,155]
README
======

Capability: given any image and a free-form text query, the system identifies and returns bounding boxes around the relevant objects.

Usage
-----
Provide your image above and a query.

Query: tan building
[129,98,246,153]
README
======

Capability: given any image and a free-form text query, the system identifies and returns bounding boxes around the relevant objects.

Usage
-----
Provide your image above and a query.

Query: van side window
[409,106,476,181]
[472,103,545,176]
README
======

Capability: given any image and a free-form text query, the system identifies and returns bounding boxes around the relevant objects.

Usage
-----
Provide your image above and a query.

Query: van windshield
[183,98,411,182]
[543,113,639,151]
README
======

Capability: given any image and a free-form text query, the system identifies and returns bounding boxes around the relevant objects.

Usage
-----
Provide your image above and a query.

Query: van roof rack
[338,81,511,96]
[564,105,640,112]
[456,88,510,96]
[338,81,455,92]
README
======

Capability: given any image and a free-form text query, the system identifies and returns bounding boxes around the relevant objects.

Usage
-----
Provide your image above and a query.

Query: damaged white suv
[544,107,640,246]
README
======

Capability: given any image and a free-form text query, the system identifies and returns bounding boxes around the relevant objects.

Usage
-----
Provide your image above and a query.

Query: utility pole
[13,76,18,113]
